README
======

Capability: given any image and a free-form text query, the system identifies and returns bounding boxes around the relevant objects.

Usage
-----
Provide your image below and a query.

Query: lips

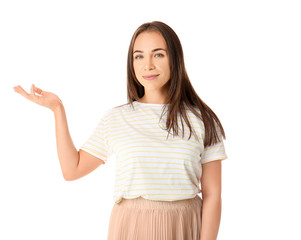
[142,74,160,80]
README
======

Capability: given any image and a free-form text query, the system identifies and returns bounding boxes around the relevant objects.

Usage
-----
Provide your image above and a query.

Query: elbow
[63,172,75,181]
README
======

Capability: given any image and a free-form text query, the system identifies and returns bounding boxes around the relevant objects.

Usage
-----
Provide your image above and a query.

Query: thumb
[33,85,45,96]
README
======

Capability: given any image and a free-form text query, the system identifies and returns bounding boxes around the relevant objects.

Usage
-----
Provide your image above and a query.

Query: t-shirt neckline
[133,100,169,106]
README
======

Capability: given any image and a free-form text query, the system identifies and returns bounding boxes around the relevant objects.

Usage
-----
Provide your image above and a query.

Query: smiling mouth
[142,74,160,80]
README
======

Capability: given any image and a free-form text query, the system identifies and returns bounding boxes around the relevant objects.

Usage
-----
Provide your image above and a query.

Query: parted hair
[126,21,226,147]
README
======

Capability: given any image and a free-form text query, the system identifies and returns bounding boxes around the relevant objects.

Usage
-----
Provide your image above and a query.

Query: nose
[144,56,155,71]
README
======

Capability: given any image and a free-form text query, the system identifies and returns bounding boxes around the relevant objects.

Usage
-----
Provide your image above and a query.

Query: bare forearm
[53,104,78,180]
[200,196,222,240]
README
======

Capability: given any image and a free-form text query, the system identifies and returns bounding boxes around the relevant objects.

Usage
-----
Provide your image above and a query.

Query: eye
[134,55,143,59]
[155,53,164,57]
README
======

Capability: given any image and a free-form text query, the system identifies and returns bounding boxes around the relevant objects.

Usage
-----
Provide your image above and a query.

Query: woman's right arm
[53,104,105,181]
[53,104,79,180]
[13,84,105,181]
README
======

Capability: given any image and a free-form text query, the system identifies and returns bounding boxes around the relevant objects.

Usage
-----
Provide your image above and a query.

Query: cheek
[163,62,170,75]
[133,63,139,76]
[133,61,142,73]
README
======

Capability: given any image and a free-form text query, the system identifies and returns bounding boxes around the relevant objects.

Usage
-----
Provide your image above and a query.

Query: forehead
[133,31,167,51]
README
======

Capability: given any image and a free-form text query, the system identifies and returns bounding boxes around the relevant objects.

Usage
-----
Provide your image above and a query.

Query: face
[133,31,170,93]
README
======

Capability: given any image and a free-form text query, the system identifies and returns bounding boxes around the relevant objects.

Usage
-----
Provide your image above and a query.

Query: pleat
[107,195,203,240]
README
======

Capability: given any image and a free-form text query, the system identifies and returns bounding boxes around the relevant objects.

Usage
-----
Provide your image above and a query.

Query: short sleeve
[79,116,110,163]
[200,125,228,164]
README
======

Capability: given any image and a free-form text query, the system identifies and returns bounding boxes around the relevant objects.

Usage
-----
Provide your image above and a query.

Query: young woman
[13,21,228,240]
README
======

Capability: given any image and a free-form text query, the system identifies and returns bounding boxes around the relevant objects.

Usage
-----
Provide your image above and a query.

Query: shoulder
[113,103,130,109]
[102,102,133,119]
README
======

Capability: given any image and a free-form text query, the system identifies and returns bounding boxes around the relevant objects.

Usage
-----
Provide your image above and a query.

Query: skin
[12,84,62,112]
[13,31,223,240]
[200,160,222,240]
[133,31,171,104]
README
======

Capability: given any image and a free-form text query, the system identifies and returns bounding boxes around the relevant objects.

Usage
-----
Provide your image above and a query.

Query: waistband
[117,195,203,211]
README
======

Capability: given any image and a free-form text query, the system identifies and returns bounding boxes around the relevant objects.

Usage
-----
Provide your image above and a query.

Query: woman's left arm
[200,160,223,240]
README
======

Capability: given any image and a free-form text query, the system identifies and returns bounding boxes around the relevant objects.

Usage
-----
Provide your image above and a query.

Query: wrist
[52,102,64,114]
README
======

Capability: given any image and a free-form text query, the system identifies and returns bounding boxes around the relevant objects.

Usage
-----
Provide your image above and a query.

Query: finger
[13,85,31,99]
[30,84,35,96]
[34,86,44,95]
[31,84,40,101]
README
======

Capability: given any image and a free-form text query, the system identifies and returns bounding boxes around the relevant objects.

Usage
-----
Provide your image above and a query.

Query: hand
[13,84,63,112]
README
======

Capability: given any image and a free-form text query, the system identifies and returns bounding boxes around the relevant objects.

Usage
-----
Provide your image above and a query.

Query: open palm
[13,84,62,112]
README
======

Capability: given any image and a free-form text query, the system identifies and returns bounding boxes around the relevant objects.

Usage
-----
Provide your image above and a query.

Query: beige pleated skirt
[107,195,203,240]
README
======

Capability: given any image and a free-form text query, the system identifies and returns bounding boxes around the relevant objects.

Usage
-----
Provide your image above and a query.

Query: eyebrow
[133,48,167,54]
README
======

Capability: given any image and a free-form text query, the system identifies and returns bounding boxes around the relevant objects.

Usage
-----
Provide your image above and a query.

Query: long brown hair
[126,21,226,148]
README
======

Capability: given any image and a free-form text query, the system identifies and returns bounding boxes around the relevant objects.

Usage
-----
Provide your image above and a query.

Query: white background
[1,0,300,239]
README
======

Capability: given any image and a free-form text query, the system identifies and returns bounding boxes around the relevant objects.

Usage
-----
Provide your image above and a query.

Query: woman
[13,21,228,240]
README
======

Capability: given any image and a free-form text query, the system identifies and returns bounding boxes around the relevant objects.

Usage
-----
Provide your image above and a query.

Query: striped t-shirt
[80,100,228,204]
